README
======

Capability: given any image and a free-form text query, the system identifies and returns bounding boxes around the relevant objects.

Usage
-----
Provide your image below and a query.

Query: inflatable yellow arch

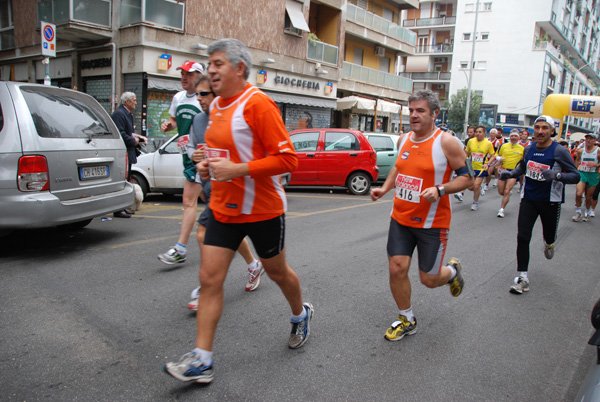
[542,94,600,139]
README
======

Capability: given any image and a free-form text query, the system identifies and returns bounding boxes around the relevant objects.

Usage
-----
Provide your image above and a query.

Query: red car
[288,128,379,195]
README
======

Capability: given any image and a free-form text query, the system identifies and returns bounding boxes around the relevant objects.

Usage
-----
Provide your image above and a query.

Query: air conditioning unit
[375,46,386,57]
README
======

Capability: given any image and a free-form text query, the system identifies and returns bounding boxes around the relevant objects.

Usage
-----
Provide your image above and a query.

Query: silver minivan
[0,82,134,231]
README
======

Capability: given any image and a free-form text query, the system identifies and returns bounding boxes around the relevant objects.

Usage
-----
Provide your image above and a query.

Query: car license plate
[79,165,109,180]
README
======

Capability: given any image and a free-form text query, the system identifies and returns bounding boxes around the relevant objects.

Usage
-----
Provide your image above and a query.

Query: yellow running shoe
[447,258,464,297]
[384,315,417,341]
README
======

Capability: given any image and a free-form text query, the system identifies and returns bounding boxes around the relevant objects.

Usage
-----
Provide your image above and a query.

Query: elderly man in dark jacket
[111,91,139,218]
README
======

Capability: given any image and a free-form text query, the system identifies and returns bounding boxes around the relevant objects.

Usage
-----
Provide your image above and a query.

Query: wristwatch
[556,172,562,181]
[436,185,446,197]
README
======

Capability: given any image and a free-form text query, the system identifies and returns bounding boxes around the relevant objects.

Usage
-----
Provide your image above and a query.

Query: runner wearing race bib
[572,133,600,222]
[157,61,205,266]
[370,90,472,343]
[495,129,524,218]
[466,126,495,210]
[498,115,578,295]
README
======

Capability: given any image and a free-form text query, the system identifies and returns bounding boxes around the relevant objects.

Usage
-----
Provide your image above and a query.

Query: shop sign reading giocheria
[274,75,320,90]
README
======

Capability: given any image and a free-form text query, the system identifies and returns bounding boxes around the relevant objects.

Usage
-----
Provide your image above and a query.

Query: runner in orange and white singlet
[163,39,313,385]
[371,90,473,342]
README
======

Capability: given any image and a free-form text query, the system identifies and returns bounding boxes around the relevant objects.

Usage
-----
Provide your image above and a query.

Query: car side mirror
[158,148,165,155]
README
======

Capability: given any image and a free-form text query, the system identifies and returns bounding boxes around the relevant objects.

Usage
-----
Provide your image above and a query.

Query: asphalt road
[1,183,599,401]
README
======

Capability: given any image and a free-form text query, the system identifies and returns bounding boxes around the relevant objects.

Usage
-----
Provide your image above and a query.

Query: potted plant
[308,32,320,46]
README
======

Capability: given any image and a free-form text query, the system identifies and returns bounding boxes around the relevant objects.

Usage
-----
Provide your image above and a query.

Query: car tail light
[18,155,49,192]
[370,151,377,161]
[125,152,129,181]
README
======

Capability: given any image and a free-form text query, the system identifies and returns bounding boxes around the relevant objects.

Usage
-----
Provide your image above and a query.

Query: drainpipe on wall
[110,42,116,113]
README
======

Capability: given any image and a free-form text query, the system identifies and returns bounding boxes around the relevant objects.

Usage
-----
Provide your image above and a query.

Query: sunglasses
[196,91,214,97]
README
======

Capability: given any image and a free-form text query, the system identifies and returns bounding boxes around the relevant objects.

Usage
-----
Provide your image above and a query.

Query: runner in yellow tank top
[495,129,525,218]
[466,126,495,210]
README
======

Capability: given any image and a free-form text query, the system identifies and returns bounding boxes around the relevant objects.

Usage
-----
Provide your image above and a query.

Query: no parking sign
[41,21,56,58]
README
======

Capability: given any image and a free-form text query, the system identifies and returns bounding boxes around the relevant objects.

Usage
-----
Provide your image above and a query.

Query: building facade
[0,0,419,145]
[448,0,600,135]
[399,0,456,105]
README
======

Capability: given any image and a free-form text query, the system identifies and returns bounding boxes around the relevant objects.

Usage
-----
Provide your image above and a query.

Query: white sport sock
[447,264,457,281]
[248,259,259,271]
[399,307,414,321]
[175,242,187,254]
[193,348,213,366]
[291,306,307,322]
[518,271,528,281]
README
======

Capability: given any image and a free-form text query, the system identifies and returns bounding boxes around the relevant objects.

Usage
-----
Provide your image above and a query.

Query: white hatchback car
[131,135,290,198]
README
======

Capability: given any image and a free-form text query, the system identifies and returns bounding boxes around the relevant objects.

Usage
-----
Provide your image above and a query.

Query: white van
[0,82,134,231]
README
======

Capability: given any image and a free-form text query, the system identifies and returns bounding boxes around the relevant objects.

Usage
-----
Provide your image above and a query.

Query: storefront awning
[285,0,310,32]
[147,76,183,92]
[266,91,337,108]
[377,99,401,114]
[550,60,559,77]
[335,96,376,112]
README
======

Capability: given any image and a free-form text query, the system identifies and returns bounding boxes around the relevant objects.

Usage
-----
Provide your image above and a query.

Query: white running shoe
[245,261,264,291]
[497,209,504,218]
[187,286,201,311]
[583,211,590,222]
[454,192,464,202]
[493,179,498,187]
[572,211,582,222]
[471,203,479,211]
[480,187,486,196]
[591,210,596,218]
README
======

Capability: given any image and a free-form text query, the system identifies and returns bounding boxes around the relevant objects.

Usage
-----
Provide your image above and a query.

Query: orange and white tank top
[205,85,288,223]
[391,129,453,229]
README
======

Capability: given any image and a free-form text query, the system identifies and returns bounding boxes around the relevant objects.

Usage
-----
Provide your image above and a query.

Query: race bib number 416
[525,160,550,181]
[395,174,423,203]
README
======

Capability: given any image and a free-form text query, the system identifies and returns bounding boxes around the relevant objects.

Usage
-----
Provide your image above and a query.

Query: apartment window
[483,2,492,11]
[480,32,490,40]
[0,0,13,50]
[121,0,185,30]
[466,3,475,12]
[463,33,472,41]
[284,0,309,35]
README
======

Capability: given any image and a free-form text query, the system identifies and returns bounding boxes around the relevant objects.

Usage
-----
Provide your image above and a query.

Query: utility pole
[463,0,480,137]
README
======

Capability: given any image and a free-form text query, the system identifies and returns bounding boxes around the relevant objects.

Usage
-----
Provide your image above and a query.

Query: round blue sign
[43,25,54,42]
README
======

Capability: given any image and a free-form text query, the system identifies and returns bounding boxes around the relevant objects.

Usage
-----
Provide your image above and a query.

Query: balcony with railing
[342,62,413,92]
[346,4,416,46]
[37,0,112,42]
[533,40,560,59]
[416,44,453,54]
[38,0,111,27]
[399,71,451,81]
[402,16,457,28]
[307,40,339,66]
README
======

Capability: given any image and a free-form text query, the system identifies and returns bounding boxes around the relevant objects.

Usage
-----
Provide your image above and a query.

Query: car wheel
[59,218,93,230]
[131,173,149,199]
[346,172,371,195]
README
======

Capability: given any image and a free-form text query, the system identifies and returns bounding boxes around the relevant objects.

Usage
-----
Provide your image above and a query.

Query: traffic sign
[41,21,56,58]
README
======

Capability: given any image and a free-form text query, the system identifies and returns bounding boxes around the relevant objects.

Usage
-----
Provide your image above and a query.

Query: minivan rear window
[21,87,118,140]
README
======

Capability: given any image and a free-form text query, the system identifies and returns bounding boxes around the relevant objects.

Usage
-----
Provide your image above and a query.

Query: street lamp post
[463,0,480,138]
